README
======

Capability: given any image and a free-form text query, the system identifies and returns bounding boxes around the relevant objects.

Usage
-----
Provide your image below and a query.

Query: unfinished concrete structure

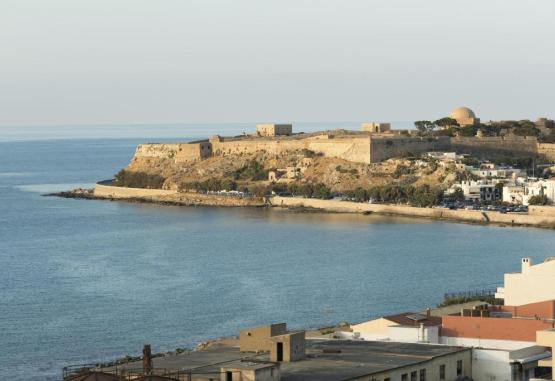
[239,323,287,352]
[220,362,280,381]
[239,323,306,363]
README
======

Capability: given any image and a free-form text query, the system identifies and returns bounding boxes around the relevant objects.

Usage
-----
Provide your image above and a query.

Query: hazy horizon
[1,0,554,127]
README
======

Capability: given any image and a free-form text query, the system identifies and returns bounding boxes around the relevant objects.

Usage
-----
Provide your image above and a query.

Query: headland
[56,107,555,229]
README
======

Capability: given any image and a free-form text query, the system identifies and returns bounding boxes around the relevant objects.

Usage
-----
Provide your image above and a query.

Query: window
[411,371,417,381]
[401,374,408,381]
[457,360,463,376]
[419,369,426,381]
[439,364,445,380]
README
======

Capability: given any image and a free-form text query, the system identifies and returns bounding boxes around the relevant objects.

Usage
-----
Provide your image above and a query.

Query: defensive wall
[94,180,178,199]
[270,196,555,228]
[134,142,212,164]
[133,134,450,165]
[538,143,555,161]
[132,133,555,165]
[450,136,540,158]
[93,181,264,207]
[370,136,449,162]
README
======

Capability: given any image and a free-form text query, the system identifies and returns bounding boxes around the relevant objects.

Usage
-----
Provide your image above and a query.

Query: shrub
[179,178,237,192]
[528,194,549,205]
[113,170,165,189]
[234,161,268,181]
[393,165,413,179]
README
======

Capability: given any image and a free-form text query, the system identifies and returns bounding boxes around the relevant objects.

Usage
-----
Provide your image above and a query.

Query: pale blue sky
[1,0,554,126]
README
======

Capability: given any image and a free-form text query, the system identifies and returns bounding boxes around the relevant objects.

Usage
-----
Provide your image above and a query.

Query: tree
[434,117,459,129]
[312,183,332,199]
[414,120,435,137]
[449,188,465,202]
[528,194,549,205]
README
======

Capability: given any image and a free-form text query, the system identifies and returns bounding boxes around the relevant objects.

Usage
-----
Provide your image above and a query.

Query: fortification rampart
[450,136,539,158]
[94,181,178,199]
[538,143,555,161]
[134,142,212,163]
[132,132,552,166]
[370,136,450,162]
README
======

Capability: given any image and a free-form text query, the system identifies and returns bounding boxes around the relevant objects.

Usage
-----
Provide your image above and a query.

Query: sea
[1,123,554,380]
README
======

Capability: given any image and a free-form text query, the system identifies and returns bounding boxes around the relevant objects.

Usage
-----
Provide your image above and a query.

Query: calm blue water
[1,124,554,381]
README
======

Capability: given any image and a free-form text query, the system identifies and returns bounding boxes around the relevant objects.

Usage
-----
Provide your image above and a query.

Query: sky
[1,0,554,127]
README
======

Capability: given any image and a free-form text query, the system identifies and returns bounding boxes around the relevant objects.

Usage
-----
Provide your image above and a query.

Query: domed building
[449,107,480,127]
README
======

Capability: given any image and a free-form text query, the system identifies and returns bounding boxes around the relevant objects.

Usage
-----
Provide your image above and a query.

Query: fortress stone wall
[450,136,539,158]
[538,143,555,161]
[370,136,450,162]
[132,130,554,166]
[134,142,212,163]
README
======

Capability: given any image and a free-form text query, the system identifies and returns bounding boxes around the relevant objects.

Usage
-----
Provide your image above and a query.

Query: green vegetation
[414,120,435,136]
[289,182,332,199]
[393,164,414,178]
[114,170,165,189]
[179,178,237,192]
[540,128,555,143]
[234,160,268,181]
[335,165,358,175]
[528,194,549,205]
[301,149,322,158]
[346,184,444,207]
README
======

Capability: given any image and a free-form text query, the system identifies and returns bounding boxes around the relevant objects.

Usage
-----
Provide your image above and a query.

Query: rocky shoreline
[48,187,555,230]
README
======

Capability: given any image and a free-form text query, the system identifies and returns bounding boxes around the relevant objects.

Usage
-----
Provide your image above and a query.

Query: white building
[450,180,500,202]
[472,164,526,180]
[348,312,441,343]
[503,185,526,204]
[522,179,555,205]
[496,258,555,306]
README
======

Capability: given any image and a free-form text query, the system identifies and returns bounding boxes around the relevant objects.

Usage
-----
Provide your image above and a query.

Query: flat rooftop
[100,340,469,381]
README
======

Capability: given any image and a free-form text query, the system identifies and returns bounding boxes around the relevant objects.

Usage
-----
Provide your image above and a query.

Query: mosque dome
[450,107,476,120]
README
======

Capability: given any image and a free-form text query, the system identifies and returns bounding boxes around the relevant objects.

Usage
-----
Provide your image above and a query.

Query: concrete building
[440,301,555,380]
[255,124,292,137]
[239,323,305,363]
[534,329,555,380]
[90,338,472,381]
[361,122,391,134]
[220,362,279,381]
[504,184,527,204]
[451,180,501,202]
[472,164,526,179]
[523,179,555,205]
[240,323,288,352]
[496,258,555,306]
[450,106,480,127]
[349,311,441,343]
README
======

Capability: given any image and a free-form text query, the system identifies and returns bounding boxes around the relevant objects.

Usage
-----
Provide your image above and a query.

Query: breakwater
[271,196,555,229]
[91,182,555,228]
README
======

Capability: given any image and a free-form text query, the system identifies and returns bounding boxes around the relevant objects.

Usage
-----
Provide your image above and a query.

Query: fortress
[132,108,555,165]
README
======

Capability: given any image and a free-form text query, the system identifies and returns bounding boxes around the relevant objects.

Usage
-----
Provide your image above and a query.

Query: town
[84,107,555,228]
[64,256,555,381]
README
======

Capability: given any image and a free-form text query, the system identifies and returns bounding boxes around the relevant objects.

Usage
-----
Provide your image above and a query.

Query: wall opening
[276,342,283,362]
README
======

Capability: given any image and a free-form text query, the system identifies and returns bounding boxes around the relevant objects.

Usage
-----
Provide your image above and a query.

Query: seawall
[271,196,555,228]
[93,182,265,207]
[94,181,178,199]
